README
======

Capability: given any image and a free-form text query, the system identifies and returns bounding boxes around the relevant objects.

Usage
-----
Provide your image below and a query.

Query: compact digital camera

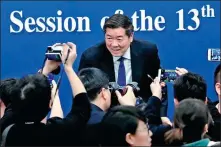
[45,44,64,62]
[108,82,141,107]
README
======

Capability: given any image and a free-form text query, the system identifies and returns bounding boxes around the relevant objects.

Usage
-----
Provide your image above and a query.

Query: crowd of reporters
[0,41,220,146]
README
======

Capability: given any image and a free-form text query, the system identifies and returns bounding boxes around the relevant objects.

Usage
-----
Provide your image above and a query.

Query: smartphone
[208,48,220,61]
[161,69,178,83]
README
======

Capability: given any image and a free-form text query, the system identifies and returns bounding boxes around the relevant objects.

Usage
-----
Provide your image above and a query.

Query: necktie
[117,57,126,86]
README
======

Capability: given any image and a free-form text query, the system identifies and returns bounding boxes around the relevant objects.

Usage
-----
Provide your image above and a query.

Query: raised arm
[61,42,86,97]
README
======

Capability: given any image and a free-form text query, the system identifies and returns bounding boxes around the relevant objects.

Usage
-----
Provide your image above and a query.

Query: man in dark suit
[79,14,160,102]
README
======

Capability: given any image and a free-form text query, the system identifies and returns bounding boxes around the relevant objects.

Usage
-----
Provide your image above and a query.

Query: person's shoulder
[82,41,106,57]
[132,39,157,49]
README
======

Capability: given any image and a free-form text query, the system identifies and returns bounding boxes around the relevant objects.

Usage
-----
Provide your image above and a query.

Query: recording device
[45,44,63,62]
[109,82,140,96]
[160,69,178,83]
[208,48,220,61]
[109,82,141,107]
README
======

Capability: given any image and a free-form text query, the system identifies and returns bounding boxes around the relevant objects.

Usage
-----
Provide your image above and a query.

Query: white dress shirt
[113,47,132,85]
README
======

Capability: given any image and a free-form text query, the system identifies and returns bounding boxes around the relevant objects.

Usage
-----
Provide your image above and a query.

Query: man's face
[105,27,133,57]
[215,82,221,99]
[128,120,152,147]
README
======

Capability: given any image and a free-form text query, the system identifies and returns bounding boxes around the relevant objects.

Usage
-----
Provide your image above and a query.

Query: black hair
[0,78,17,106]
[10,73,51,122]
[99,105,147,146]
[78,67,109,101]
[214,64,221,85]
[165,98,212,145]
[103,14,134,37]
[174,72,207,102]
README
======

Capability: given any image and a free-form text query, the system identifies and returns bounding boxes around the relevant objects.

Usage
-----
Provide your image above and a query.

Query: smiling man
[79,14,160,102]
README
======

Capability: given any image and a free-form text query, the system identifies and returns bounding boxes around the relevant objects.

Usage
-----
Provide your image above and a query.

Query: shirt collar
[113,47,131,63]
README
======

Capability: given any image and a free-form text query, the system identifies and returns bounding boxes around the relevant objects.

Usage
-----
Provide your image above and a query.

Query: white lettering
[36,17,46,32]
[64,17,76,32]
[46,17,56,32]
[10,10,23,33]
[9,10,91,33]
[24,17,36,32]
[154,16,165,31]
[77,17,91,32]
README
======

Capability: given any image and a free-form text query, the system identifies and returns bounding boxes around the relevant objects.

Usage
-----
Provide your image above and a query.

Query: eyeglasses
[107,85,114,93]
[99,85,114,93]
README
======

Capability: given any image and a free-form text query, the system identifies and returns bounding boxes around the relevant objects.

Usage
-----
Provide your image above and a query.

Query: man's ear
[129,32,134,43]
[100,88,107,100]
[49,99,53,108]
[125,133,134,146]
[205,97,208,105]
[203,124,209,134]
[215,83,221,96]
[174,98,179,107]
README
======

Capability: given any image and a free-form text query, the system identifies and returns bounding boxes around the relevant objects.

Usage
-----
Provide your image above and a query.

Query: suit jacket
[87,103,105,125]
[79,39,160,102]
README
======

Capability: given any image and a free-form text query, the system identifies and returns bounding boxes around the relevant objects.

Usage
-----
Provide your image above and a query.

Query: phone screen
[161,70,178,83]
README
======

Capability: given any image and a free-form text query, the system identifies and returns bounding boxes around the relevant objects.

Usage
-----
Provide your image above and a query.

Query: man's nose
[149,130,153,137]
[111,40,119,47]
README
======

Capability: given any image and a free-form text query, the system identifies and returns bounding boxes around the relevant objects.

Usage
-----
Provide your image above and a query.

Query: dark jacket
[1,93,91,146]
[79,39,161,102]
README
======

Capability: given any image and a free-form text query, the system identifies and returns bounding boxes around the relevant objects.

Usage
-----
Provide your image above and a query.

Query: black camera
[108,82,141,107]
[45,44,64,62]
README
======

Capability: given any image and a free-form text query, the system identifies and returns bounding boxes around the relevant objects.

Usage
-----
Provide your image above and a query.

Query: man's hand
[49,80,59,108]
[42,43,63,76]
[42,60,61,76]
[150,77,162,100]
[175,67,188,76]
[61,42,77,69]
[115,86,136,106]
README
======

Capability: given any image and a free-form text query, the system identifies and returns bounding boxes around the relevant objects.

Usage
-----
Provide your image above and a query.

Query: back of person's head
[103,14,134,37]
[99,105,151,146]
[165,98,212,145]
[214,64,221,97]
[10,73,51,122]
[214,64,221,84]
[0,78,17,106]
[78,67,109,101]
[174,72,207,102]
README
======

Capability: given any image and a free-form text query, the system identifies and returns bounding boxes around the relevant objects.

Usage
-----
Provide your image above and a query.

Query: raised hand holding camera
[42,59,61,76]
[61,42,77,68]
[115,86,136,106]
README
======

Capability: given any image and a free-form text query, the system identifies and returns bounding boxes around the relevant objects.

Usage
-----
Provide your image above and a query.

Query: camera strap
[52,49,71,100]
[39,47,71,103]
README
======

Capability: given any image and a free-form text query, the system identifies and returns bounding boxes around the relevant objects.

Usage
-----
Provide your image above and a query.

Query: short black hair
[10,73,51,122]
[99,105,147,146]
[103,14,134,37]
[214,63,221,85]
[174,98,211,142]
[0,78,17,106]
[174,72,207,102]
[78,68,109,101]
[165,98,212,144]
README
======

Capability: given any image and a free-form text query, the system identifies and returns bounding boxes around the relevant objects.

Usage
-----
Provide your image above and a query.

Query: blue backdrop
[1,1,220,116]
